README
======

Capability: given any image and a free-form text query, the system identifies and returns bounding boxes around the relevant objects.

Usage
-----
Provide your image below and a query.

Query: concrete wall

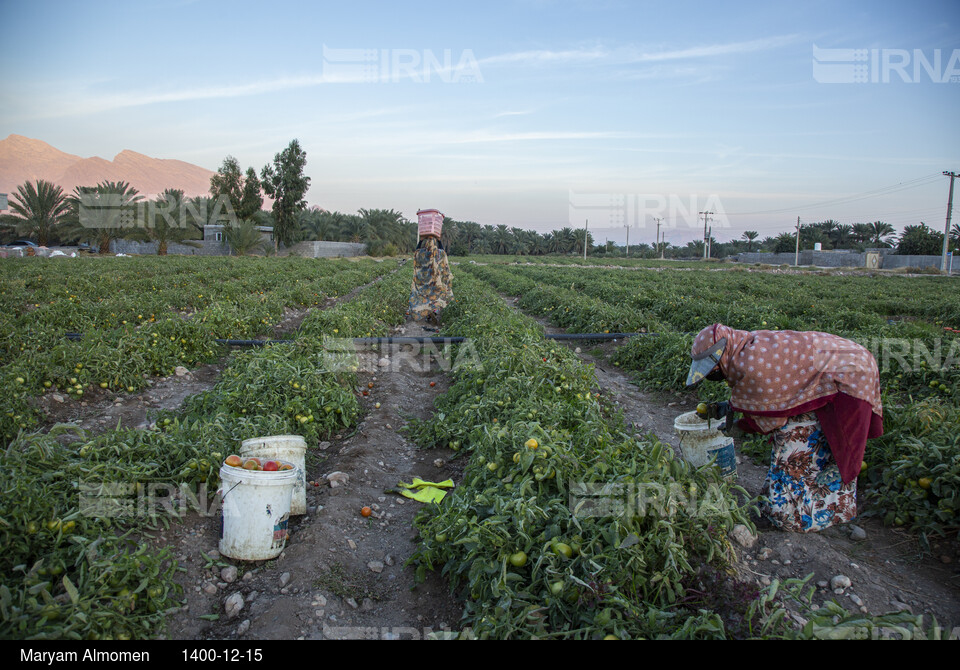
[111,233,274,256]
[111,239,227,255]
[737,250,958,274]
[880,254,956,272]
[286,241,368,258]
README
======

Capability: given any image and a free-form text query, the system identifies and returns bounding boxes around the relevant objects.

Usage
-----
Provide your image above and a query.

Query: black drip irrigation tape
[63,332,653,347]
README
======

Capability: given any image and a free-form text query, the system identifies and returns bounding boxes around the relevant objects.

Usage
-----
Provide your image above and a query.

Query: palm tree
[572,229,593,255]
[868,221,896,248]
[64,181,144,254]
[772,231,796,253]
[817,219,840,243]
[554,228,576,254]
[529,233,547,256]
[358,208,408,254]
[299,207,333,241]
[129,189,202,255]
[950,223,959,252]
[492,225,512,255]
[801,226,827,249]
[0,179,70,246]
[741,230,759,252]
[440,217,459,251]
[833,223,853,248]
[455,221,481,254]
[337,214,365,244]
[851,222,873,245]
[223,219,265,256]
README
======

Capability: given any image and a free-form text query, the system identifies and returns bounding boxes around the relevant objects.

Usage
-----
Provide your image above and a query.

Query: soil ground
[31,289,960,639]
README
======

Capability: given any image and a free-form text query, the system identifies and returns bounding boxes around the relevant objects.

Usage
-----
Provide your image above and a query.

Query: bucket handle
[219,480,242,502]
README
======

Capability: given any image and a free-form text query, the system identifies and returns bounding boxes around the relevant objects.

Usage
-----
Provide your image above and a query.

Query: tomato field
[1,256,957,640]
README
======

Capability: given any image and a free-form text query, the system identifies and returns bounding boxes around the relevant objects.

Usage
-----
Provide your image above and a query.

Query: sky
[2,0,959,247]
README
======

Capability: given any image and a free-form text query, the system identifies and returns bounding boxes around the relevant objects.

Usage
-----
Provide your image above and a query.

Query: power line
[724,173,943,217]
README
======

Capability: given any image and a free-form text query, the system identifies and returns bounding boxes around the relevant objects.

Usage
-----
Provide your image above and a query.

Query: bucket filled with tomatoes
[218,455,300,560]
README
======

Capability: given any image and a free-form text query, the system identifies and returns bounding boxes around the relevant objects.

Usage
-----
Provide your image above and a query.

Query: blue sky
[2,0,958,247]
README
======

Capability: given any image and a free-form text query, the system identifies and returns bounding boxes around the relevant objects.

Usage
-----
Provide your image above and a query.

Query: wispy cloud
[480,35,800,69]
[492,109,537,118]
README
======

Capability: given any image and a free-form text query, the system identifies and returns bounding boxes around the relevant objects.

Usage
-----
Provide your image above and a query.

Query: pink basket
[417,209,444,238]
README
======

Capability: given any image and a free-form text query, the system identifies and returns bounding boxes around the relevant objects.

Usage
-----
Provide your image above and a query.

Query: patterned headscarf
[692,323,882,418]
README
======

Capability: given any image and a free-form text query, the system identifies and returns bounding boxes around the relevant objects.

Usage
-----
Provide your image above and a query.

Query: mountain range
[0,134,215,201]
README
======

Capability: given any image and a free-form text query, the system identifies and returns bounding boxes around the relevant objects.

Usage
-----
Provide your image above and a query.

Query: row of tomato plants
[475,262,960,335]
[404,272,793,639]
[0,263,412,640]
[0,257,396,444]
[462,263,960,540]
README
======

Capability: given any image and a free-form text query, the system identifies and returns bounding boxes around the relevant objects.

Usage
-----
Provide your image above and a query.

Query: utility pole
[583,219,588,261]
[794,216,801,266]
[943,171,958,272]
[699,211,714,259]
[707,226,713,258]
[654,217,663,259]
[624,223,630,257]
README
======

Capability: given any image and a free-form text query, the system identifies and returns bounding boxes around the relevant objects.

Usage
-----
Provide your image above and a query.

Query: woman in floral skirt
[686,323,883,532]
[408,236,453,324]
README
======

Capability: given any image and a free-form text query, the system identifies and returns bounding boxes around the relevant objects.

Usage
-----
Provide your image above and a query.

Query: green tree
[238,167,263,220]
[211,157,263,223]
[741,230,759,252]
[210,156,244,216]
[0,179,70,246]
[261,140,310,249]
[897,223,943,256]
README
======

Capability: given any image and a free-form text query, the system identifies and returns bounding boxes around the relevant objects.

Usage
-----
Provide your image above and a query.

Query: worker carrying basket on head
[686,323,883,533]
[408,209,453,324]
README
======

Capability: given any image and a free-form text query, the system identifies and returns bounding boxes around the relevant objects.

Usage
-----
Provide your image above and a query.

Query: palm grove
[3,145,958,257]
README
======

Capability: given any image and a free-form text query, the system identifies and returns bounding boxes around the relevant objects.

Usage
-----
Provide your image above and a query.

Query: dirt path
[37,363,226,437]
[499,295,960,632]
[166,320,464,641]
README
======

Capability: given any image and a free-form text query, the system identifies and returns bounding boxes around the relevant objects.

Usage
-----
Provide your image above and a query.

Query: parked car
[11,239,39,247]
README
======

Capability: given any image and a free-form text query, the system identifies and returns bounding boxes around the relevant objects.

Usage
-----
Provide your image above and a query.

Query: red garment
[693,324,883,484]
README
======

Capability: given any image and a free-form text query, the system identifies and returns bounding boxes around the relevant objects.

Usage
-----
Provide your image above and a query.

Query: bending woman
[687,323,883,532]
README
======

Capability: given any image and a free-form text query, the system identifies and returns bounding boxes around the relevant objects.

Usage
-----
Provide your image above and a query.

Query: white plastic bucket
[240,435,307,516]
[673,411,737,478]
[218,460,299,561]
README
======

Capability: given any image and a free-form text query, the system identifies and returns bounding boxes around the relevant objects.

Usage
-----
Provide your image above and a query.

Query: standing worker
[686,323,883,532]
[408,209,453,324]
